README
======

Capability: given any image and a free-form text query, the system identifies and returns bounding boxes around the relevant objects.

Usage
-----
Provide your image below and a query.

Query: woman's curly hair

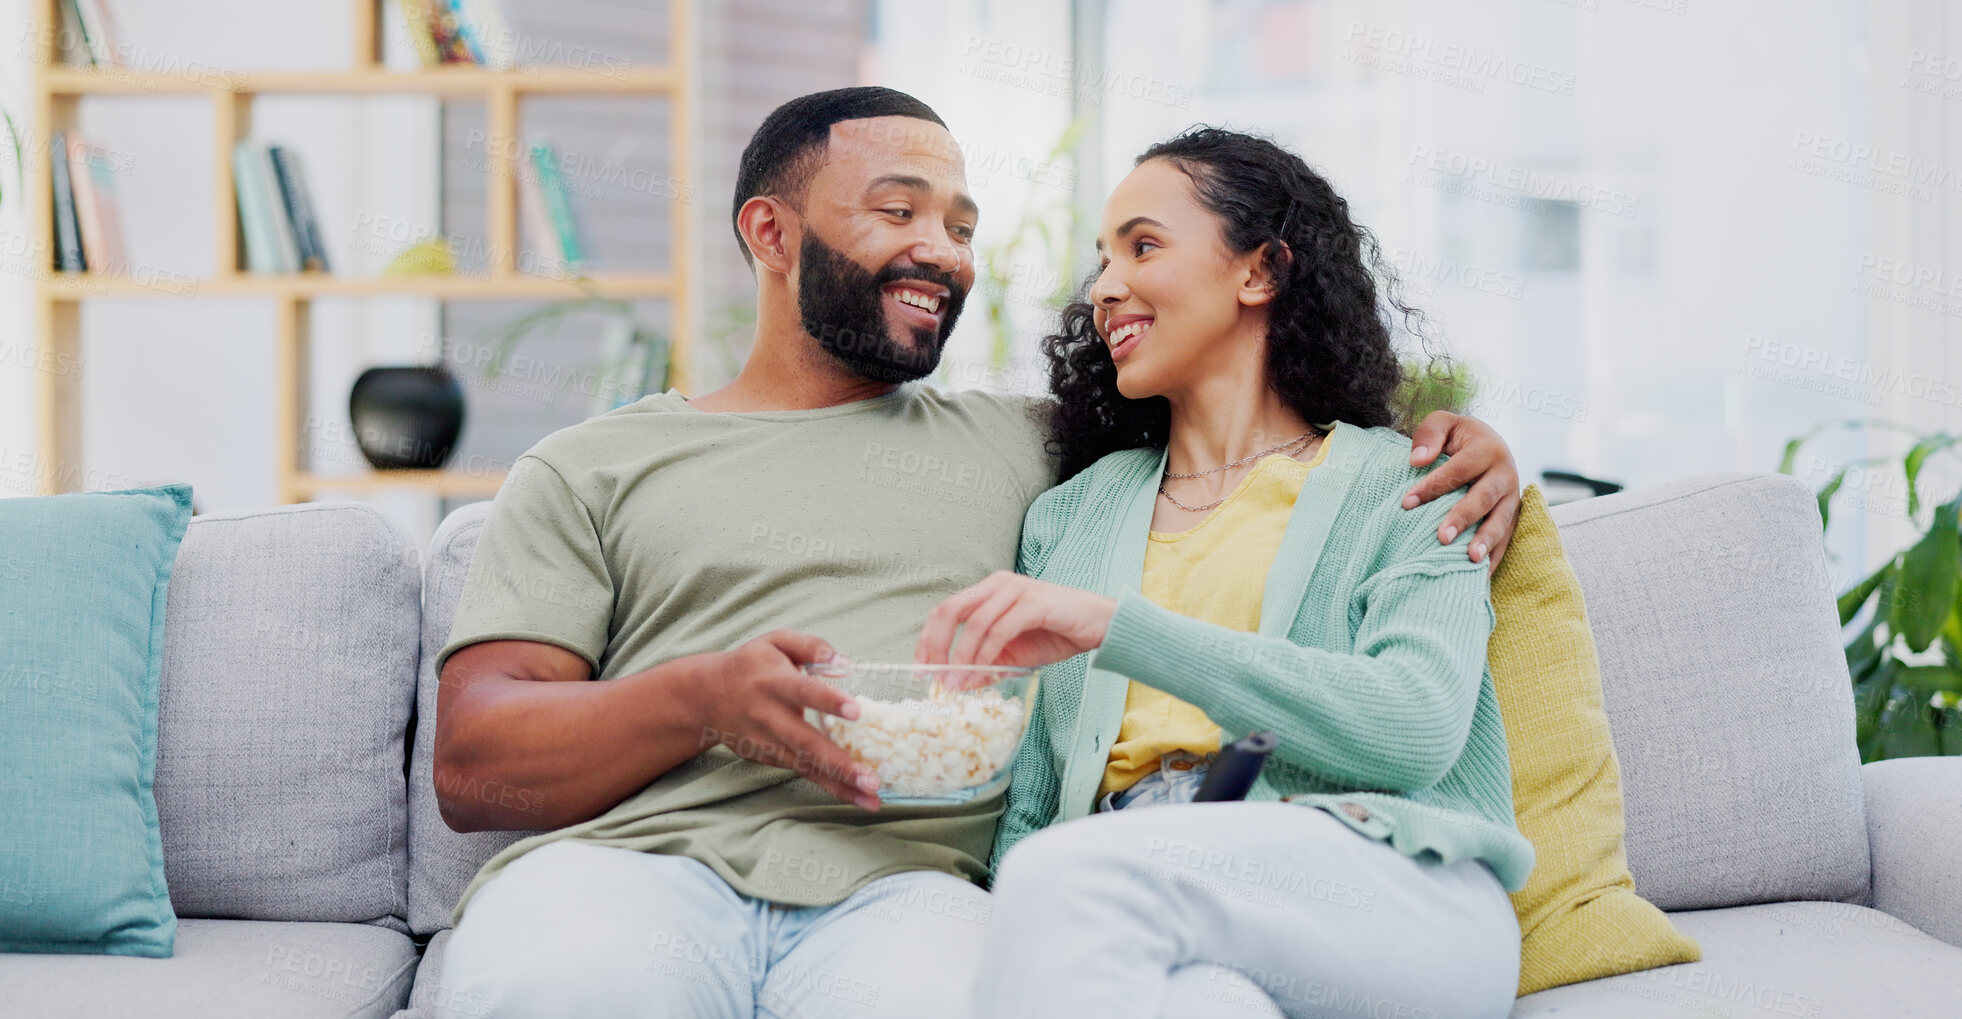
[1043,126,1450,480]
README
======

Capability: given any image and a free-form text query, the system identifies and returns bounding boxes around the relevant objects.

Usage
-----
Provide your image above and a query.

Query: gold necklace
[1158,431,1319,512]
[1162,429,1318,478]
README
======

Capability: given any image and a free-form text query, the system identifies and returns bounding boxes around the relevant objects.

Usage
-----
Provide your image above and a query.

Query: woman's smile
[1106,315,1153,362]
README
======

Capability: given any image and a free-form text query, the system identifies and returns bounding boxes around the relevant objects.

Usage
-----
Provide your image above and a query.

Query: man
[433,86,1523,1018]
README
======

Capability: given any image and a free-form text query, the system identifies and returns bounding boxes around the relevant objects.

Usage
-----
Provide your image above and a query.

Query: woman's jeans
[977,773,1523,1018]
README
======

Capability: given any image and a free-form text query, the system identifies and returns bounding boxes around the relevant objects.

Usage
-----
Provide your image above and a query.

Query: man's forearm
[434,658,711,832]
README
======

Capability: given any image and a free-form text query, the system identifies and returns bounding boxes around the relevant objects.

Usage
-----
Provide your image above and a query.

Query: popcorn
[823,687,1027,797]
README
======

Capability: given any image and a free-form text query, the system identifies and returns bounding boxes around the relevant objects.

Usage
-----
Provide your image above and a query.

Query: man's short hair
[731,86,948,267]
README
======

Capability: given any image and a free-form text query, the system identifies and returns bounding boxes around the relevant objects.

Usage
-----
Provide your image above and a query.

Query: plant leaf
[1854,660,1893,759]
[1816,468,1848,530]
[1902,435,1954,520]
[1892,497,1962,652]
[1845,617,1884,681]
[1778,435,1807,475]
[1778,419,1837,475]
[1877,696,1944,759]
[1894,665,1962,694]
[1944,593,1962,665]
[1837,558,1896,627]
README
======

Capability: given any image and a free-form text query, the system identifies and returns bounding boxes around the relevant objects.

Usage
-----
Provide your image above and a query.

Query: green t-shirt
[438,383,1056,920]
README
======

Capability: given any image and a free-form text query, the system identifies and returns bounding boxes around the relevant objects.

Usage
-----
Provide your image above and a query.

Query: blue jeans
[436,840,992,1018]
[1097,749,1216,813]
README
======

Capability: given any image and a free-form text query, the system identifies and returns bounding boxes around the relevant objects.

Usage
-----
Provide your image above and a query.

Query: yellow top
[1096,439,1330,798]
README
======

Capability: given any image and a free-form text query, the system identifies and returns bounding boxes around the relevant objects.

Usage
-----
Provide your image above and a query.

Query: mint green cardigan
[993,419,1536,893]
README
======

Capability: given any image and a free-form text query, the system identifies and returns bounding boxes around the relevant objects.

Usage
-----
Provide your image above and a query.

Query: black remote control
[1192,730,1278,802]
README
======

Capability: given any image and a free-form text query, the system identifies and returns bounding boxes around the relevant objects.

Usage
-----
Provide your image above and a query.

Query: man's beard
[797,229,966,384]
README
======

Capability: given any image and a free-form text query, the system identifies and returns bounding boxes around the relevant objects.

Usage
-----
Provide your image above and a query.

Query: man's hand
[1401,411,1521,574]
[686,630,885,811]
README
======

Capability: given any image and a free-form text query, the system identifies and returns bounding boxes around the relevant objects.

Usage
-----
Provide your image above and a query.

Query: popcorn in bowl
[802,661,1037,803]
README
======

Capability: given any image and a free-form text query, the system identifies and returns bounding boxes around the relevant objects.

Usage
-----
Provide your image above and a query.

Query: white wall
[1861,0,1962,570]
[0,0,37,483]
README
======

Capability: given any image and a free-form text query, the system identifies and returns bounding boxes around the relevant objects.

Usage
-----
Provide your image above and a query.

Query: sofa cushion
[154,503,418,931]
[1863,757,1962,947]
[392,929,498,1018]
[1489,484,1700,994]
[0,484,191,957]
[408,502,547,936]
[1509,901,1962,1017]
[0,918,417,1019]
[1548,473,1869,911]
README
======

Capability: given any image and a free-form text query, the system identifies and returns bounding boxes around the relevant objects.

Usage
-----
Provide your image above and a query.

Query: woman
[915,128,1533,1018]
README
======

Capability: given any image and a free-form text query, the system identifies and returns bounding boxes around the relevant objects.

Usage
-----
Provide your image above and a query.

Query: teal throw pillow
[0,483,192,956]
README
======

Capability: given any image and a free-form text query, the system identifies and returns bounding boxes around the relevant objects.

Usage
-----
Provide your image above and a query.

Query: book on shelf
[66,135,103,270]
[233,140,303,274]
[231,142,275,273]
[83,146,129,275]
[452,1,487,65]
[51,132,129,275]
[455,0,518,70]
[529,141,585,272]
[431,6,473,64]
[516,146,558,276]
[396,0,518,69]
[268,145,331,273]
[60,0,120,68]
[48,130,85,272]
[396,0,443,67]
[55,1,88,65]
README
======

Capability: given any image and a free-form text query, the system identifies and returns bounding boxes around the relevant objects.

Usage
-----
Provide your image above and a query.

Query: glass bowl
[801,660,1039,805]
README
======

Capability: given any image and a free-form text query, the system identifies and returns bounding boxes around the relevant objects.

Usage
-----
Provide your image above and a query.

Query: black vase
[349,366,465,470]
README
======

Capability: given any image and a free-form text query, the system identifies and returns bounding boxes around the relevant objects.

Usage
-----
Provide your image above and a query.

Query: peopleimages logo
[1741,332,1962,408]
[1344,23,1577,96]
[1854,254,1962,298]
[0,339,84,380]
[1405,145,1641,219]
[958,35,1194,109]
[1388,247,1526,301]
[965,144,1077,191]
[1789,130,1962,201]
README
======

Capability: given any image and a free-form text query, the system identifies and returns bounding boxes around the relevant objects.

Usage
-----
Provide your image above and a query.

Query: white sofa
[2,471,1958,1017]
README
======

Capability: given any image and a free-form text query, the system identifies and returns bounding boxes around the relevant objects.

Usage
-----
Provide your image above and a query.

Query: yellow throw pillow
[1490,484,1701,996]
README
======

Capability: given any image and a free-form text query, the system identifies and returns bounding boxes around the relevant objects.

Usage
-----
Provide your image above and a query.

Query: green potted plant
[480,289,671,418]
[1394,357,1479,429]
[1781,419,1962,760]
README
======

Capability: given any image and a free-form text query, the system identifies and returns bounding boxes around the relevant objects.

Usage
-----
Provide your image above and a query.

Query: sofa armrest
[1864,756,1962,947]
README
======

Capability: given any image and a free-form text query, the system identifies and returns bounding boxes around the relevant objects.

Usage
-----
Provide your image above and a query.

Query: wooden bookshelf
[292,469,507,498]
[40,272,677,299]
[26,0,697,503]
[44,67,681,96]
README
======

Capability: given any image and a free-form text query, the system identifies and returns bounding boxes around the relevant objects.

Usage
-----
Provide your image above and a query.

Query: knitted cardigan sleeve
[986,472,1087,872]
[1087,485,1496,794]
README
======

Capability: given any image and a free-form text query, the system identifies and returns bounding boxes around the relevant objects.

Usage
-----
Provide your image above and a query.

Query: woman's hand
[1402,410,1522,574]
[915,571,1117,670]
